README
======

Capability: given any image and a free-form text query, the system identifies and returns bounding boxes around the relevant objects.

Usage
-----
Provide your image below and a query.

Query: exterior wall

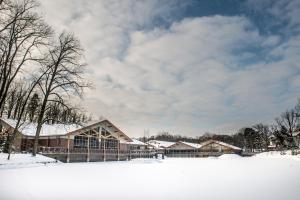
[0,120,23,152]
[12,134,22,152]
[69,139,74,149]
[21,138,70,149]
[130,144,146,150]
[119,143,147,151]
[120,143,129,151]
[20,137,33,151]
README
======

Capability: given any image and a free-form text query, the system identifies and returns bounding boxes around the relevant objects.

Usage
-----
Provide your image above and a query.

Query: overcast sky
[38,0,300,137]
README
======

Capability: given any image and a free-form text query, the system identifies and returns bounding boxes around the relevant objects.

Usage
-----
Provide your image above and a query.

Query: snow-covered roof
[179,141,202,149]
[146,140,175,149]
[121,138,147,146]
[0,117,131,141]
[1,118,81,137]
[199,140,241,150]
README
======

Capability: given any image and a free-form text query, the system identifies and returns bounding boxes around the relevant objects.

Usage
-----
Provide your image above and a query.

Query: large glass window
[74,136,88,148]
[74,136,100,149]
[90,137,99,149]
[100,139,118,149]
[101,128,110,137]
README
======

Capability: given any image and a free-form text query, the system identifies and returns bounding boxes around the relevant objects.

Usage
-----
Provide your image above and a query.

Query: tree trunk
[7,127,19,160]
[32,95,48,156]
[32,123,42,156]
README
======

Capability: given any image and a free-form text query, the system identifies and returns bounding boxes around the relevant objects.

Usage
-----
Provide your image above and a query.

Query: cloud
[246,0,300,33]
[38,0,300,137]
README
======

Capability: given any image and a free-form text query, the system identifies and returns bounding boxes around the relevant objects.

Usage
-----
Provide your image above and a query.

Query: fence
[38,147,157,162]
[38,146,259,162]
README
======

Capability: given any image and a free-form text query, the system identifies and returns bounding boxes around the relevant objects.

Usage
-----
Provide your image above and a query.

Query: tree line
[0,0,90,158]
[140,100,300,151]
[1,81,90,124]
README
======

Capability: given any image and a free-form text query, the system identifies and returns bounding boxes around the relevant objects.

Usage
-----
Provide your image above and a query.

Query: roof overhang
[67,119,132,142]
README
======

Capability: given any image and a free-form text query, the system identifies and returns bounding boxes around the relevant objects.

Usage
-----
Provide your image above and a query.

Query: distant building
[146,140,175,149]
[167,141,200,157]
[120,138,148,150]
[169,141,201,150]
[198,139,241,153]
[268,135,278,150]
[167,139,242,157]
[120,139,156,158]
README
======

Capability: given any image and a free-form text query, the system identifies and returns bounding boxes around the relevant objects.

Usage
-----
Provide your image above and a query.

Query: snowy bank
[0,153,59,169]
[218,153,241,159]
[255,151,300,160]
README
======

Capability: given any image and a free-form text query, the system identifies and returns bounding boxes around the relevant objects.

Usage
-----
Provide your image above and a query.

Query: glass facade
[74,136,88,148]
[74,136,118,149]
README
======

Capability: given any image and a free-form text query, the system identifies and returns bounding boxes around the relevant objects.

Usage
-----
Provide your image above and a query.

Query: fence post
[87,136,90,162]
[67,135,70,163]
[103,138,106,162]
[117,140,120,161]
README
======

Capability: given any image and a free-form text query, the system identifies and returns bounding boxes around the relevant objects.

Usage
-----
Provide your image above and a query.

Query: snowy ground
[0,153,59,169]
[0,153,300,200]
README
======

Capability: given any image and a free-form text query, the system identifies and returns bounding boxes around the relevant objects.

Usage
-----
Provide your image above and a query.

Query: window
[74,136,88,148]
[89,137,99,149]
[74,136,100,149]
[101,127,110,137]
[101,139,118,149]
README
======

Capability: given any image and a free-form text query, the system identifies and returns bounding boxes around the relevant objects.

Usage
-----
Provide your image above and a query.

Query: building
[268,135,278,150]
[146,140,175,154]
[167,139,242,157]
[121,138,148,150]
[198,139,242,154]
[146,140,175,149]
[0,117,244,161]
[120,139,155,158]
[0,118,133,162]
[167,141,201,157]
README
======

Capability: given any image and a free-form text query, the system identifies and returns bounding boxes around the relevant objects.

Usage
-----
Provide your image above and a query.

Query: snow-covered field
[0,153,59,169]
[0,153,300,200]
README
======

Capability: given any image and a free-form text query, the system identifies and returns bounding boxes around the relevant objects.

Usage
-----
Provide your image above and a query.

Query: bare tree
[12,84,27,119]
[6,66,54,159]
[5,81,17,118]
[294,99,300,130]
[276,109,297,136]
[32,32,89,156]
[252,123,270,150]
[0,0,52,115]
[26,92,39,122]
[6,83,29,159]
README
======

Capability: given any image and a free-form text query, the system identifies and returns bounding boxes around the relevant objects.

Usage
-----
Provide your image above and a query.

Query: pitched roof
[199,139,241,150]
[67,119,132,141]
[179,141,202,149]
[0,117,132,141]
[120,138,147,145]
[146,140,175,149]
[1,118,80,137]
[168,141,201,149]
